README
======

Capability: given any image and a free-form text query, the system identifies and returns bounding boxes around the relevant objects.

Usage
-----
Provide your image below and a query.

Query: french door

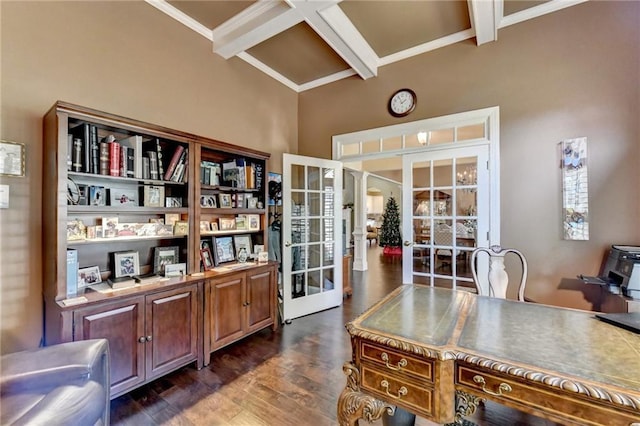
[402,146,490,289]
[281,154,343,321]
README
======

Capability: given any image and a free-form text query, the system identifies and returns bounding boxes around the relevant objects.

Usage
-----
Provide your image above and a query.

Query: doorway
[333,106,500,290]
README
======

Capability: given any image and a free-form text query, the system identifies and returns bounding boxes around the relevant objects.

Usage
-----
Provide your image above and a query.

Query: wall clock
[388,88,416,117]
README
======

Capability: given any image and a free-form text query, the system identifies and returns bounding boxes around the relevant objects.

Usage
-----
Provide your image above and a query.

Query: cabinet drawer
[361,364,434,418]
[457,365,640,426]
[361,342,433,383]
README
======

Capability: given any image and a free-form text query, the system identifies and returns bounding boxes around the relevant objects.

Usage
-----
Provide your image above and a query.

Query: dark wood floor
[110,246,556,426]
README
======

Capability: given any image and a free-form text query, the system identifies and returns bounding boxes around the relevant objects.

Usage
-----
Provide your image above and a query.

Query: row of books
[66,123,187,182]
[201,158,263,190]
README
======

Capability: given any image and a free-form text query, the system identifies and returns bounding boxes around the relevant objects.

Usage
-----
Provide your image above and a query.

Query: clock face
[388,89,416,117]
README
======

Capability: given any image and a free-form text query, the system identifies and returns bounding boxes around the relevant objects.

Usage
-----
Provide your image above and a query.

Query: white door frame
[332,106,501,277]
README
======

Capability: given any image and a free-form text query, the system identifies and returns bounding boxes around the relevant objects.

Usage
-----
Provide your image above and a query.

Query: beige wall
[0,1,297,354]
[299,2,640,308]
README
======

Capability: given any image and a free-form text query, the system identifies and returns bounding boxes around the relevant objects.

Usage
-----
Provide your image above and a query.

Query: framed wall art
[0,140,25,177]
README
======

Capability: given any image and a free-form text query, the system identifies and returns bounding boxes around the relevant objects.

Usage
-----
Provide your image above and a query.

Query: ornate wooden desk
[338,285,640,425]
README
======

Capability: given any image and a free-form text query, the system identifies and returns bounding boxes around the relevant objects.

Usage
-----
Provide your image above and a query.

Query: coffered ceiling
[146,0,586,92]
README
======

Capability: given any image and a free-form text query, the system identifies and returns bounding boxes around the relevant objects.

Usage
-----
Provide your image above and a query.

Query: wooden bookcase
[42,101,275,398]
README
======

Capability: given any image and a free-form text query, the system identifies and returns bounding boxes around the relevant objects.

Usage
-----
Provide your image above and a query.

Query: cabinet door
[145,284,200,380]
[208,273,245,350]
[246,265,276,333]
[73,297,145,397]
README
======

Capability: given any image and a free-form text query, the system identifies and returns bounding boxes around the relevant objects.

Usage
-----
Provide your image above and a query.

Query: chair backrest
[471,245,528,301]
[433,228,453,256]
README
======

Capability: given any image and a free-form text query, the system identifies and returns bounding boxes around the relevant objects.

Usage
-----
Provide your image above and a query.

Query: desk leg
[338,362,395,426]
[445,390,484,425]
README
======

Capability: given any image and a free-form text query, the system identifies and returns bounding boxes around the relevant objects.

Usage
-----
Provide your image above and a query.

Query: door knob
[403,241,412,246]
[285,241,292,247]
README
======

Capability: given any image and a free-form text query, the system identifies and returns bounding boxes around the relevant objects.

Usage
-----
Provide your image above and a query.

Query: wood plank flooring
[110,246,557,426]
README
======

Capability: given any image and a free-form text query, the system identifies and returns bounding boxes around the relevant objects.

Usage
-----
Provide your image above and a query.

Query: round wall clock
[388,88,417,117]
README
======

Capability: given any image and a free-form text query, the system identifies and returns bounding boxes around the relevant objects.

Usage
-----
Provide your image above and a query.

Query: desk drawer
[457,365,640,426]
[362,364,434,418]
[361,342,433,383]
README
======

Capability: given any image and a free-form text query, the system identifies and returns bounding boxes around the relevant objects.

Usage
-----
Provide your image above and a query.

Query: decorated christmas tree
[379,196,402,251]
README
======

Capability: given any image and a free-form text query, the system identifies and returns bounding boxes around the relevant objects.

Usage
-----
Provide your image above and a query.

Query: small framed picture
[143,185,165,207]
[164,213,180,226]
[200,195,217,208]
[153,246,179,275]
[235,215,247,230]
[102,217,118,238]
[235,193,245,208]
[78,265,102,288]
[219,193,232,208]
[247,214,260,231]
[165,197,182,208]
[0,140,25,177]
[66,219,86,241]
[233,234,252,259]
[89,185,106,206]
[112,251,140,278]
[164,263,186,277]
[174,221,189,236]
[213,236,235,265]
[219,217,236,231]
[257,251,269,263]
[247,196,258,209]
[211,221,219,231]
[200,247,215,271]
[200,220,211,233]
[109,187,138,206]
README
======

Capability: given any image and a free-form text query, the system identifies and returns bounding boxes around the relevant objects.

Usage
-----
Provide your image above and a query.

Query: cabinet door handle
[138,336,146,343]
[381,352,407,371]
[380,380,407,400]
[146,335,153,342]
[473,375,512,396]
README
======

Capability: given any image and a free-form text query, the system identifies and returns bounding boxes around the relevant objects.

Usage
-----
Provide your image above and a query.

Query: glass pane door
[402,146,489,290]
[282,154,343,321]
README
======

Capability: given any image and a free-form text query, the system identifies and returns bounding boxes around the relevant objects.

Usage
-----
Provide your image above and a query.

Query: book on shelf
[169,147,187,182]
[66,134,73,171]
[99,141,109,175]
[109,141,120,177]
[119,135,143,178]
[119,146,129,178]
[142,157,150,179]
[253,161,264,191]
[90,125,99,175]
[164,145,185,181]
[147,151,159,180]
[107,276,136,289]
[155,139,165,180]
[72,138,82,172]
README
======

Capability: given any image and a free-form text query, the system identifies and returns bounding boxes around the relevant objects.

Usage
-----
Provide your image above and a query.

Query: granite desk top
[350,284,640,395]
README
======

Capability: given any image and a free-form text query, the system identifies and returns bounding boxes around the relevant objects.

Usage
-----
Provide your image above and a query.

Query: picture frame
[233,234,252,259]
[219,193,232,208]
[89,185,106,206]
[200,220,211,233]
[0,140,26,177]
[247,196,258,209]
[257,251,269,263]
[219,217,236,231]
[164,262,186,277]
[165,196,182,208]
[143,185,165,207]
[112,251,140,278]
[66,219,86,241]
[235,214,247,230]
[153,246,179,275]
[200,247,215,271]
[78,265,102,288]
[210,221,219,231]
[164,213,180,226]
[200,194,217,208]
[109,187,138,206]
[247,214,260,231]
[174,221,189,236]
[268,172,282,206]
[213,236,235,265]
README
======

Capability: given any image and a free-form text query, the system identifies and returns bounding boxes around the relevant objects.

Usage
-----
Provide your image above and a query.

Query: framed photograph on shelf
[143,185,165,207]
[219,193,232,208]
[165,197,182,208]
[112,251,140,278]
[109,187,138,206]
[89,185,106,206]
[174,221,189,236]
[235,214,247,230]
[247,214,260,231]
[153,246,179,275]
[219,217,236,231]
[78,265,102,288]
[164,263,186,277]
[233,235,252,259]
[200,194,217,208]
[210,221,219,231]
[200,220,211,233]
[247,196,258,209]
[200,247,215,271]
[213,236,235,265]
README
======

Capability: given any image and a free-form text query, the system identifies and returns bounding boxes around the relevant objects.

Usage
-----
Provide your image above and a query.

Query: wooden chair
[470,245,528,301]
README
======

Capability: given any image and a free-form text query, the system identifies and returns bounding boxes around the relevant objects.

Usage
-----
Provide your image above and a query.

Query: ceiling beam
[468,0,501,45]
